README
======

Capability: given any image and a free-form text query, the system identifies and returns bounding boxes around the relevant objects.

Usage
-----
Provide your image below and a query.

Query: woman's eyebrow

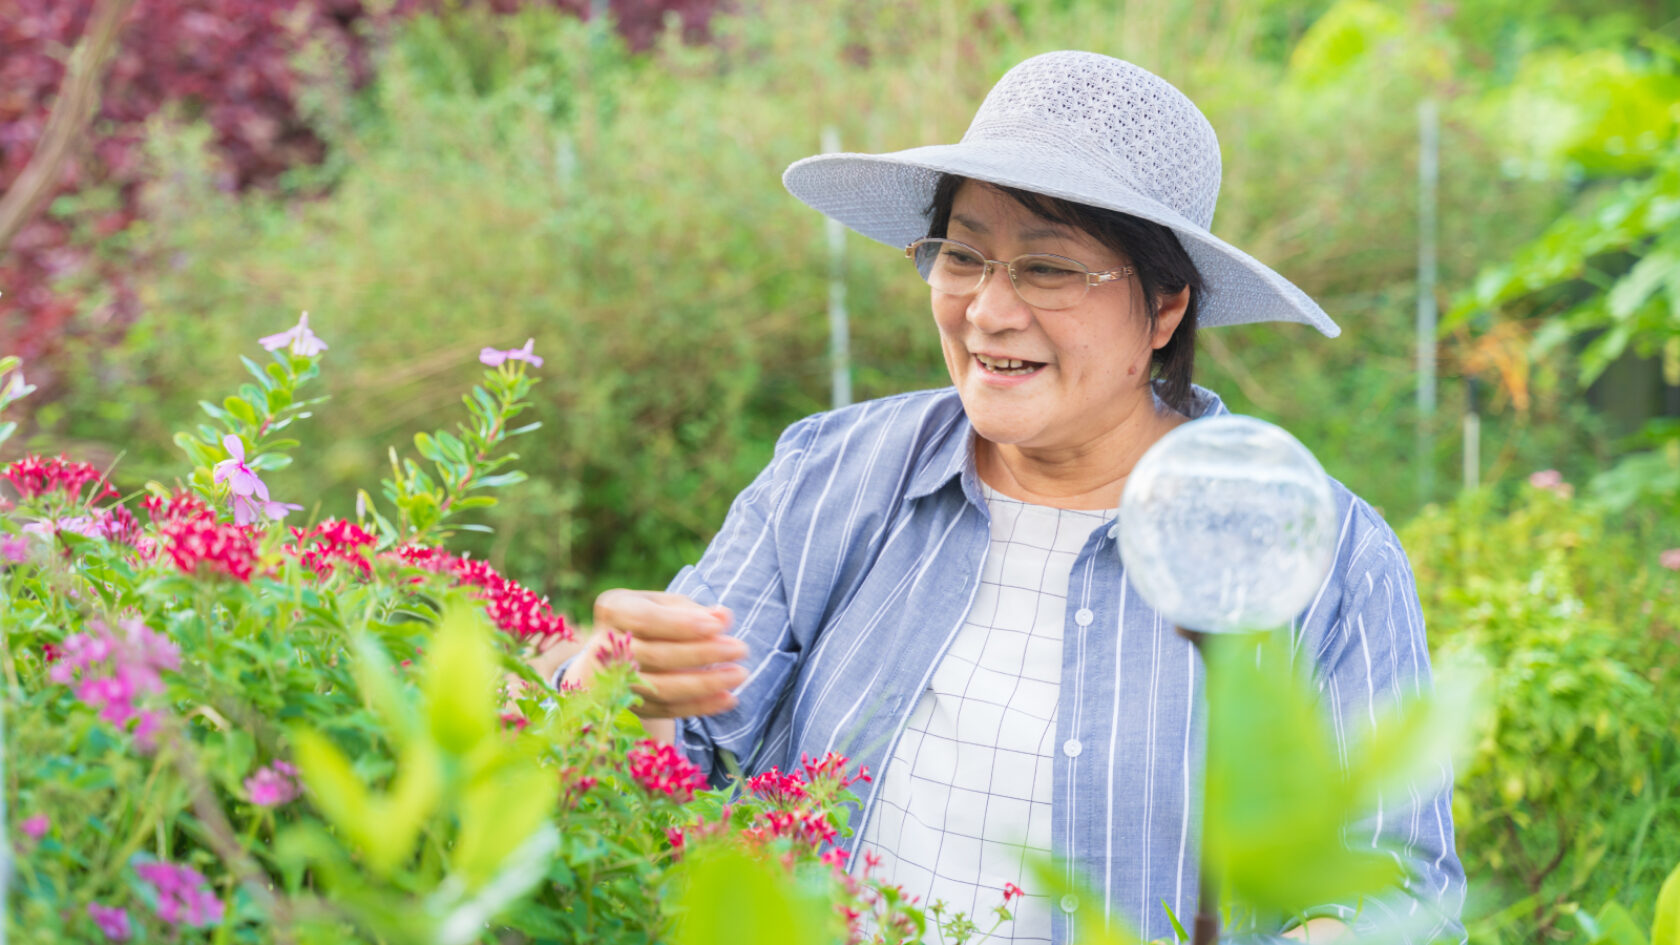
[951,213,1076,243]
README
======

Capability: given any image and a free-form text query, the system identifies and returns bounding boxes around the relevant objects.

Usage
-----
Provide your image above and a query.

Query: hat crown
[961,51,1222,229]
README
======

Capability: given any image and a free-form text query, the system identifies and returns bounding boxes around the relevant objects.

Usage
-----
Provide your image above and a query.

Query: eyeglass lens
[910,239,1092,310]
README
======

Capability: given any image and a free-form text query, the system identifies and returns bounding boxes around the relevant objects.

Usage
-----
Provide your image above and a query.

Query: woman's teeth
[976,354,1039,375]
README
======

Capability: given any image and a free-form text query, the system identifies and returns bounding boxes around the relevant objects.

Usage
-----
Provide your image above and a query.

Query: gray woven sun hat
[782,51,1340,337]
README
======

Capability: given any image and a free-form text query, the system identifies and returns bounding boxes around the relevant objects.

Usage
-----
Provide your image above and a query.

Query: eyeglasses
[906,237,1133,311]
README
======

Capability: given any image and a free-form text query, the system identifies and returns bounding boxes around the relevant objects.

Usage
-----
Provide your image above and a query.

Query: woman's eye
[1024,262,1079,279]
[941,250,984,268]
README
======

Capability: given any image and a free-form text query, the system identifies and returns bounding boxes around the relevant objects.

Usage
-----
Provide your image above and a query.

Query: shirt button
[1074,607,1094,627]
[1059,893,1079,914]
[1062,738,1083,758]
[1107,523,1120,540]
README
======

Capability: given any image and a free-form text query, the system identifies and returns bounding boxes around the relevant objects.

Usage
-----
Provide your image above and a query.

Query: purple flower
[86,903,132,941]
[213,436,268,506]
[245,760,300,807]
[257,311,328,357]
[50,620,179,750]
[231,493,302,526]
[479,338,543,368]
[1,533,28,563]
[134,860,224,927]
[20,813,49,839]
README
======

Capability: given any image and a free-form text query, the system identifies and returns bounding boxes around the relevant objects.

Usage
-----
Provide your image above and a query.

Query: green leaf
[1203,631,1403,914]
[197,400,232,424]
[473,472,527,490]
[421,602,499,756]
[351,634,419,744]
[1655,858,1680,945]
[291,729,374,862]
[451,763,561,888]
[223,396,259,428]
[1607,246,1680,319]
[669,845,839,945]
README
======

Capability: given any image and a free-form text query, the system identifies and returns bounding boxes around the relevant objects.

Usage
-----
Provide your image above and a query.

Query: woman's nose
[966,263,1034,332]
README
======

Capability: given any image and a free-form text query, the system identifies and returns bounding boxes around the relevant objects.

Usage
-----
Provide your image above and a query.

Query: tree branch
[0,0,137,254]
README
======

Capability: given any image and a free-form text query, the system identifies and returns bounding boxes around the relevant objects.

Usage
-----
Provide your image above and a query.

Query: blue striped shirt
[668,384,1466,943]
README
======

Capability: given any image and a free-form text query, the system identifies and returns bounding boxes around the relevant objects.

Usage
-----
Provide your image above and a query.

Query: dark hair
[925,174,1202,413]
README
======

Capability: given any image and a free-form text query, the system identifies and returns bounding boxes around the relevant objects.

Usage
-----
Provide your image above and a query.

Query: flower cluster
[134,860,224,927]
[745,766,810,805]
[2,455,118,503]
[625,738,708,803]
[48,619,180,750]
[801,751,873,792]
[244,761,300,807]
[287,519,376,580]
[86,903,132,941]
[146,494,259,581]
[22,504,141,545]
[390,545,570,642]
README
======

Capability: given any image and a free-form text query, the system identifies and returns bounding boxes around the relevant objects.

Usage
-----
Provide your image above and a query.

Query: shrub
[1402,480,1680,942]
[0,332,926,943]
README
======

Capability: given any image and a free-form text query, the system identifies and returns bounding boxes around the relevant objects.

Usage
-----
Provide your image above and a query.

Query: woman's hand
[561,589,749,720]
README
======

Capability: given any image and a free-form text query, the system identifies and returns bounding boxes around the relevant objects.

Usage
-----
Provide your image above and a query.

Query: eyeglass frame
[904,237,1135,310]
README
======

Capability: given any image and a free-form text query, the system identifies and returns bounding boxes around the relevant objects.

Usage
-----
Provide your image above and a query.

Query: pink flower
[1003,882,1025,903]
[746,767,809,804]
[213,436,269,517]
[134,860,223,927]
[86,903,132,941]
[2,534,30,563]
[1528,469,1573,498]
[244,761,300,807]
[258,311,328,357]
[149,492,259,581]
[19,813,49,839]
[479,338,543,368]
[50,619,180,748]
[1661,549,1680,571]
[625,739,707,803]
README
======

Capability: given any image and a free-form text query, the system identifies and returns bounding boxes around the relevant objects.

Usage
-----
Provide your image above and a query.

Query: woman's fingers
[595,588,731,642]
[635,664,747,716]
[632,635,748,673]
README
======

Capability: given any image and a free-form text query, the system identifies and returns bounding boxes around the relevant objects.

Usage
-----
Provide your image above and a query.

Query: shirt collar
[903,383,1231,502]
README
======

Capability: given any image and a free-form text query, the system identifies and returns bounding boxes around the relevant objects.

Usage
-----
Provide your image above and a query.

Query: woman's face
[934,182,1182,455]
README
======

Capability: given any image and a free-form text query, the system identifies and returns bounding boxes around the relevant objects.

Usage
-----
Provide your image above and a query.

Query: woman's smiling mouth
[974,353,1045,376]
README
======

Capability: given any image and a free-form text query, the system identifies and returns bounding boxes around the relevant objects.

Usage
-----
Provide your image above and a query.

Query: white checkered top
[860,485,1110,943]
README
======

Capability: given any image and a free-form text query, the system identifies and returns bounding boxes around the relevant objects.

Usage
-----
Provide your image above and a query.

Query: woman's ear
[1151,286,1191,349]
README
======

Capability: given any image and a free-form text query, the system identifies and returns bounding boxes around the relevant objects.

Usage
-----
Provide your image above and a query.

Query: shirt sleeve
[1308,523,1468,944]
[664,414,821,783]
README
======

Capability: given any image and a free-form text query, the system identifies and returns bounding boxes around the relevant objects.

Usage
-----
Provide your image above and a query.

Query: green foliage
[1200,628,1475,935]
[1,329,919,943]
[1403,485,1680,942]
[1446,42,1680,513]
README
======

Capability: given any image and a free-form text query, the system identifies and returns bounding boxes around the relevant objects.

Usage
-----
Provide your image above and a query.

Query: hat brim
[783,141,1340,338]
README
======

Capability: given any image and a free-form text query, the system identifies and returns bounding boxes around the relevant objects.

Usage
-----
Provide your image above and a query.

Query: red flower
[3,455,118,503]
[625,739,707,803]
[286,518,375,580]
[1003,882,1025,903]
[801,751,872,790]
[148,494,257,581]
[746,767,810,804]
[385,546,571,643]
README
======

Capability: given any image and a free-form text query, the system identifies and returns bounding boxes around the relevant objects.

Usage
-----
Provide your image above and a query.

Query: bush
[0,338,922,944]
[1402,480,1680,943]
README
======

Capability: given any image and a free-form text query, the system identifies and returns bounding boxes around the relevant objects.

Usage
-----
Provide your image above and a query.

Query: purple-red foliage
[0,0,720,390]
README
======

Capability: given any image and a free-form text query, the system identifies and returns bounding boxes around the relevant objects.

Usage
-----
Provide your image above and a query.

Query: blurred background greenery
[6,0,1679,941]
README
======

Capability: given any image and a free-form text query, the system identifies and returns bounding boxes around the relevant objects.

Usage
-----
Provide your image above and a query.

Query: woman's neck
[975,403,1189,510]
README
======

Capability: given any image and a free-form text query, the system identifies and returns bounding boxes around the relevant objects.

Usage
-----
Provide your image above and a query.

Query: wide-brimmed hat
[782,51,1340,337]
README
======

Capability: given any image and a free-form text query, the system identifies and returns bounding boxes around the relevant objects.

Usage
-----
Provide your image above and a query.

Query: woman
[556,51,1465,944]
